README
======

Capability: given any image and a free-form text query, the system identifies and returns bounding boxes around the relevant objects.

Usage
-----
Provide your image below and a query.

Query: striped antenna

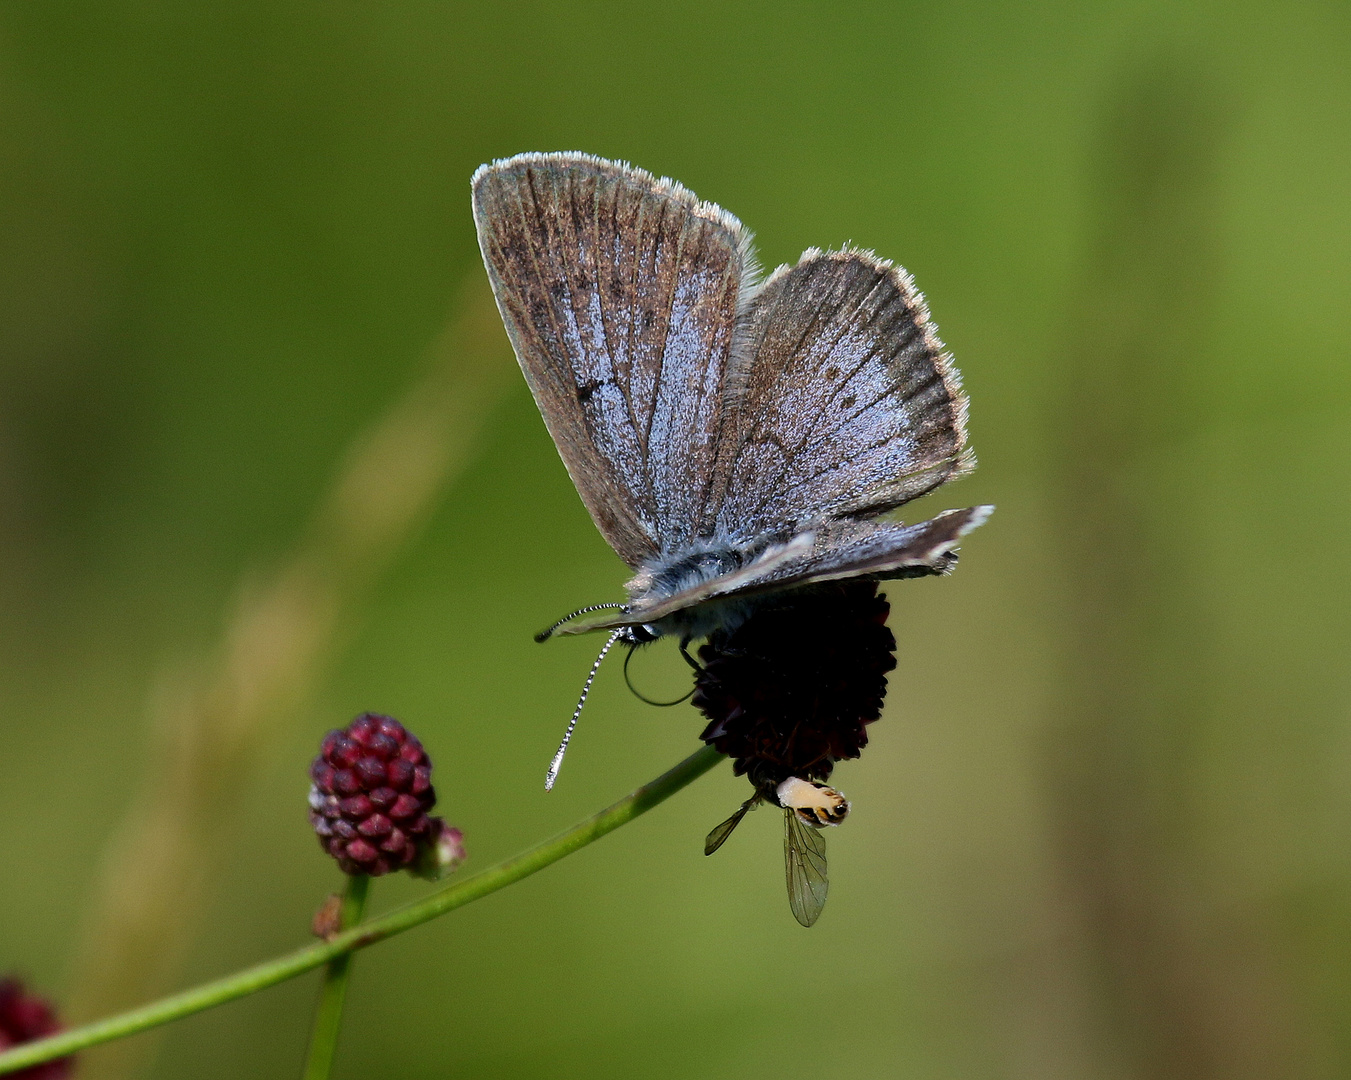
[544,630,624,790]
[534,603,627,643]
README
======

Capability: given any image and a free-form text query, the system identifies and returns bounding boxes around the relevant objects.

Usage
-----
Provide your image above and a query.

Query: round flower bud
[692,580,897,788]
[308,713,445,877]
[0,977,73,1079]
[412,822,467,881]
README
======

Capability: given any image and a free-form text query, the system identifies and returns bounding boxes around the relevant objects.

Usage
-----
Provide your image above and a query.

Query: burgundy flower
[308,713,446,877]
[692,580,897,788]
[0,978,73,1080]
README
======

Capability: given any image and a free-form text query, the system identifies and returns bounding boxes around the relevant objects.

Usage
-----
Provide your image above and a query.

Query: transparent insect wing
[784,810,830,928]
[704,795,760,856]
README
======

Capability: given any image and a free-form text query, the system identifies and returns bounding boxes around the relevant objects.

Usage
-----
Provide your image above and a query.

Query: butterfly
[472,152,990,925]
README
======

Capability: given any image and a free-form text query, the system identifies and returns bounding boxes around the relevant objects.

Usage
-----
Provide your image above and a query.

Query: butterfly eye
[622,623,659,645]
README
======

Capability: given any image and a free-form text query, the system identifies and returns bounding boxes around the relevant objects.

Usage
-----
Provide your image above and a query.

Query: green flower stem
[0,745,723,1077]
[300,873,370,1080]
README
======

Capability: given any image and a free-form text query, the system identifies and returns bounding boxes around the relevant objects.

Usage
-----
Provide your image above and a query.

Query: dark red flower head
[308,713,446,877]
[692,580,897,790]
[0,978,73,1080]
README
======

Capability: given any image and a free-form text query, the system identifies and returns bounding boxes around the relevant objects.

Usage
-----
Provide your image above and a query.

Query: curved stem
[301,873,370,1080]
[0,745,723,1077]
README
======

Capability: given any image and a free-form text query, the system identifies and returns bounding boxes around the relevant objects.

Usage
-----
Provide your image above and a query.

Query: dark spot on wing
[841,393,857,410]
[825,366,841,380]
[576,378,607,403]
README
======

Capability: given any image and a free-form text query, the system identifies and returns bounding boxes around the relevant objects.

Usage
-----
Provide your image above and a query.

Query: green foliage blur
[3,3,1350,1078]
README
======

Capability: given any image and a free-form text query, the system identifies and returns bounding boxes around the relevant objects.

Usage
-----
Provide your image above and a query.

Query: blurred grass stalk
[300,873,369,1080]
[64,277,512,1080]
[1050,65,1302,1076]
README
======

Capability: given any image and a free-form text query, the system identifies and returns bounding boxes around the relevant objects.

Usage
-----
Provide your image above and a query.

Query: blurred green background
[3,2,1350,1078]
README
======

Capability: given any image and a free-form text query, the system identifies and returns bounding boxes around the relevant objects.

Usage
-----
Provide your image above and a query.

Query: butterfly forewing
[713,249,972,541]
[472,153,753,567]
[784,810,830,928]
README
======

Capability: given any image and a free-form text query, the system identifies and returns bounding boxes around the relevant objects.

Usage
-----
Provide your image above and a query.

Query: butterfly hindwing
[554,505,992,635]
[744,505,994,592]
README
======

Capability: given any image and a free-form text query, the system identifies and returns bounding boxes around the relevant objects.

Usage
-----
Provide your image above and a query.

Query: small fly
[705,776,850,927]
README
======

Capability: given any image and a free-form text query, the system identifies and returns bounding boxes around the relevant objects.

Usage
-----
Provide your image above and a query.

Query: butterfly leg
[679,635,705,674]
